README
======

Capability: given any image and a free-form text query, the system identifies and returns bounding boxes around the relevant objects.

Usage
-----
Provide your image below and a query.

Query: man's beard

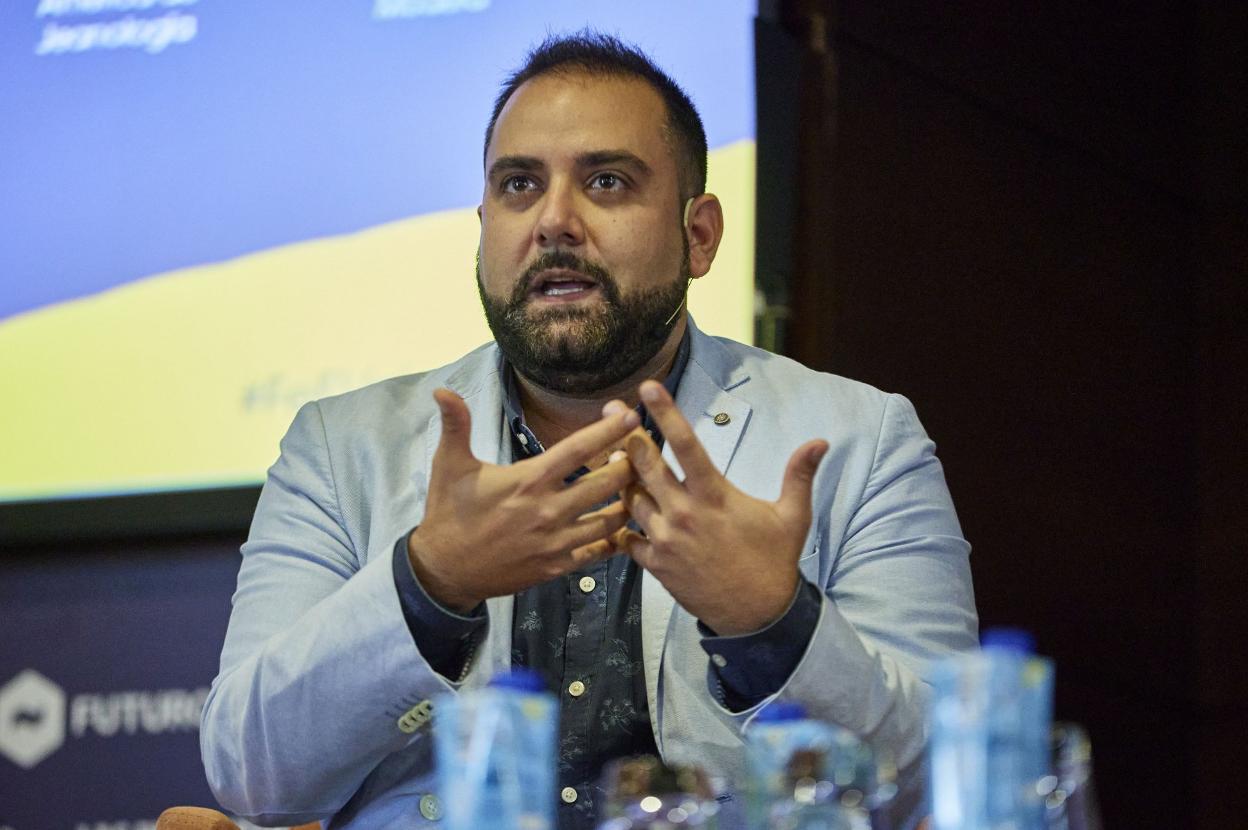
[477,248,689,396]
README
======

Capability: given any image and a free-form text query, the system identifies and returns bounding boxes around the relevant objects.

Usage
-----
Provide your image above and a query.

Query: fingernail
[640,382,661,403]
[623,410,641,428]
[626,433,648,456]
[602,400,626,416]
[609,450,626,463]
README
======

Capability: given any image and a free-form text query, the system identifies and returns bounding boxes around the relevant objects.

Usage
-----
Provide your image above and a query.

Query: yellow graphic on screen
[0,142,755,501]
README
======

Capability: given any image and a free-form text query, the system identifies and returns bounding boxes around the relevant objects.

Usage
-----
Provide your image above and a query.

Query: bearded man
[201,32,978,830]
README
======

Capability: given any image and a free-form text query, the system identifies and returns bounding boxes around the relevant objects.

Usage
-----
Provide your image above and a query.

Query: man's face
[477,71,690,396]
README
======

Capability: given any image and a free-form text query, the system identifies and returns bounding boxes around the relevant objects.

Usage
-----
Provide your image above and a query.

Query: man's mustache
[511,252,616,305]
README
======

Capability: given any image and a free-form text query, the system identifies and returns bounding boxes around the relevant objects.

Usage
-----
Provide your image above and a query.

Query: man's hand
[407,388,641,612]
[614,381,829,636]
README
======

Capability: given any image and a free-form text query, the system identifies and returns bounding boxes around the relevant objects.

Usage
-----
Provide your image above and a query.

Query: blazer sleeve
[199,401,461,825]
[740,392,978,825]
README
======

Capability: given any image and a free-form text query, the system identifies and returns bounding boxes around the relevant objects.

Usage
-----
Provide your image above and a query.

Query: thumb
[776,439,828,523]
[431,388,476,472]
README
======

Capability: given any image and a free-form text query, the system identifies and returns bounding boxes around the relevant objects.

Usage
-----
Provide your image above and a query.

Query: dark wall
[772,2,1246,828]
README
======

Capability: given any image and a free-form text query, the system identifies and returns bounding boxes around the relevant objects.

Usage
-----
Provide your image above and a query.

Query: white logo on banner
[0,670,208,769]
[0,669,67,769]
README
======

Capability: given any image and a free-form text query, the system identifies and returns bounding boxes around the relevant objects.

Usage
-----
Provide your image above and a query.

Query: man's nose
[533,182,585,248]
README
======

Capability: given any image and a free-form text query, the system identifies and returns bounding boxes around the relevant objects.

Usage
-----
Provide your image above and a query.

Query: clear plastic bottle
[435,669,558,830]
[928,627,1053,830]
[744,701,883,830]
[1043,723,1102,830]
[766,748,852,830]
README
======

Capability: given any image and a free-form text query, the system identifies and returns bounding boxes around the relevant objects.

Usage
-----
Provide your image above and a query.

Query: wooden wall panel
[773,3,1247,827]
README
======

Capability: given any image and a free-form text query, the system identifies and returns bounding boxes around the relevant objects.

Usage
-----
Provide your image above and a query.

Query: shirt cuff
[697,578,822,711]
[392,529,488,680]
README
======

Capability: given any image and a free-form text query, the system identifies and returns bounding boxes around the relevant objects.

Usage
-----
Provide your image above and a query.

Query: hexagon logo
[0,669,66,769]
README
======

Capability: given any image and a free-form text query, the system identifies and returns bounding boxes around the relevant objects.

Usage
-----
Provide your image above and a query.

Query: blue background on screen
[0,0,754,320]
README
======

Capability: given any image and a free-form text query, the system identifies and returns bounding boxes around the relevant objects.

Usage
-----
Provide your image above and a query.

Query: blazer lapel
[418,354,515,684]
[642,327,752,742]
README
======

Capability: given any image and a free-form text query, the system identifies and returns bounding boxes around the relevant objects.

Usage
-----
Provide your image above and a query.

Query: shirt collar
[502,326,692,458]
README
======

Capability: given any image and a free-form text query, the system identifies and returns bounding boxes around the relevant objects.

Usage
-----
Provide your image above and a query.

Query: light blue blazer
[201,320,978,829]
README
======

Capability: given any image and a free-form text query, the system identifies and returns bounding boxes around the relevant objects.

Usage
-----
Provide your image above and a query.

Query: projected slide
[0,0,756,503]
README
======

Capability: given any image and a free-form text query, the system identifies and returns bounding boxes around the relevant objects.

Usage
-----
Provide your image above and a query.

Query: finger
[638,380,721,492]
[623,481,661,532]
[624,430,684,504]
[601,399,630,418]
[619,531,655,570]
[570,537,616,567]
[431,388,477,474]
[570,526,635,568]
[537,407,641,483]
[586,526,646,568]
[776,439,829,524]
[547,457,637,522]
[610,525,646,550]
[554,500,632,552]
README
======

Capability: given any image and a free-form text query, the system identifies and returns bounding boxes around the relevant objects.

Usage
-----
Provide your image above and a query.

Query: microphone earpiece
[664,197,698,327]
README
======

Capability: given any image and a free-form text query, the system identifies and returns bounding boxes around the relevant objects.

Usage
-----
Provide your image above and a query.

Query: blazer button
[397,699,434,733]
[419,793,443,820]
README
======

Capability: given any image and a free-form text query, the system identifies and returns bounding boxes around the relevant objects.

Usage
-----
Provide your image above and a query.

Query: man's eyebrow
[577,150,652,175]
[487,155,544,180]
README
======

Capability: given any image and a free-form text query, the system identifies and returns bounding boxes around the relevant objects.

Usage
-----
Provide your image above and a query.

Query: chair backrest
[155,808,240,830]
[156,806,321,830]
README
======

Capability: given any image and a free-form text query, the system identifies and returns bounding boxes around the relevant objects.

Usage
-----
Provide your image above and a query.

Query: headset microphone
[664,197,697,326]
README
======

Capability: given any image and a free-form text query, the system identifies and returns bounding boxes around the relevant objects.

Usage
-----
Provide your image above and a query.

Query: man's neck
[515,318,687,452]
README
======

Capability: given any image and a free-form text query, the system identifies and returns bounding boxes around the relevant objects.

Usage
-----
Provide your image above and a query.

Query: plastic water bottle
[435,669,558,830]
[743,701,883,830]
[928,628,1054,830]
[765,748,852,830]
[1043,723,1102,830]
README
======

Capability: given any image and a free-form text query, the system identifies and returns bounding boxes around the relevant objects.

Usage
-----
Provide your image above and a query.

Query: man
[201,33,977,830]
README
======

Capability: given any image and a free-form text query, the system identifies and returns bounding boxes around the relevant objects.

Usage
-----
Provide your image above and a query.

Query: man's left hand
[610,380,829,636]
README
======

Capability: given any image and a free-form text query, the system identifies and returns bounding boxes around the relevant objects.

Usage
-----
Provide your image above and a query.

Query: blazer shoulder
[695,332,896,418]
[308,342,500,435]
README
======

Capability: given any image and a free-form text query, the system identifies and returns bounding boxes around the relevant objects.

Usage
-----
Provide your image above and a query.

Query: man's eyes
[500,174,537,194]
[496,172,628,196]
[589,173,623,191]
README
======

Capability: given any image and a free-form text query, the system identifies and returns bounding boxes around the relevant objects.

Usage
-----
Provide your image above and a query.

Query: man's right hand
[406,388,641,612]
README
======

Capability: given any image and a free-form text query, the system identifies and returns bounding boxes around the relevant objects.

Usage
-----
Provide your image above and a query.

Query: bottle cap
[754,700,807,722]
[488,668,547,693]
[981,627,1035,653]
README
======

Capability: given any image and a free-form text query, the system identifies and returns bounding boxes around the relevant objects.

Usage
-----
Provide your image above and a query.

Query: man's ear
[476,204,483,223]
[684,194,724,280]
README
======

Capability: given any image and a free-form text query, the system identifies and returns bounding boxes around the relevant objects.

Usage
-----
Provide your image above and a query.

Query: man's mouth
[530,268,599,300]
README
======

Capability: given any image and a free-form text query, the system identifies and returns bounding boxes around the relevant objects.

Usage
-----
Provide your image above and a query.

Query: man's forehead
[487,71,670,162]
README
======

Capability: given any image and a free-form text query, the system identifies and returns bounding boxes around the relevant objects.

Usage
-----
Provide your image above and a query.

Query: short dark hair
[484,31,708,201]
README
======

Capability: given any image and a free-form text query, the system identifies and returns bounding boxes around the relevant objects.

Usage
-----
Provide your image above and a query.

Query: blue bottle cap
[488,668,547,693]
[981,627,1035,653]
[754,700,807,722]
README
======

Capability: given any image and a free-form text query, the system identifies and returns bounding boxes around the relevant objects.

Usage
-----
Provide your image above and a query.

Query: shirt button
[561,786,579,804]
[568,680,586,697]
[578,576,597,593]
[419,793,442,820]
[711,653,728,668]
